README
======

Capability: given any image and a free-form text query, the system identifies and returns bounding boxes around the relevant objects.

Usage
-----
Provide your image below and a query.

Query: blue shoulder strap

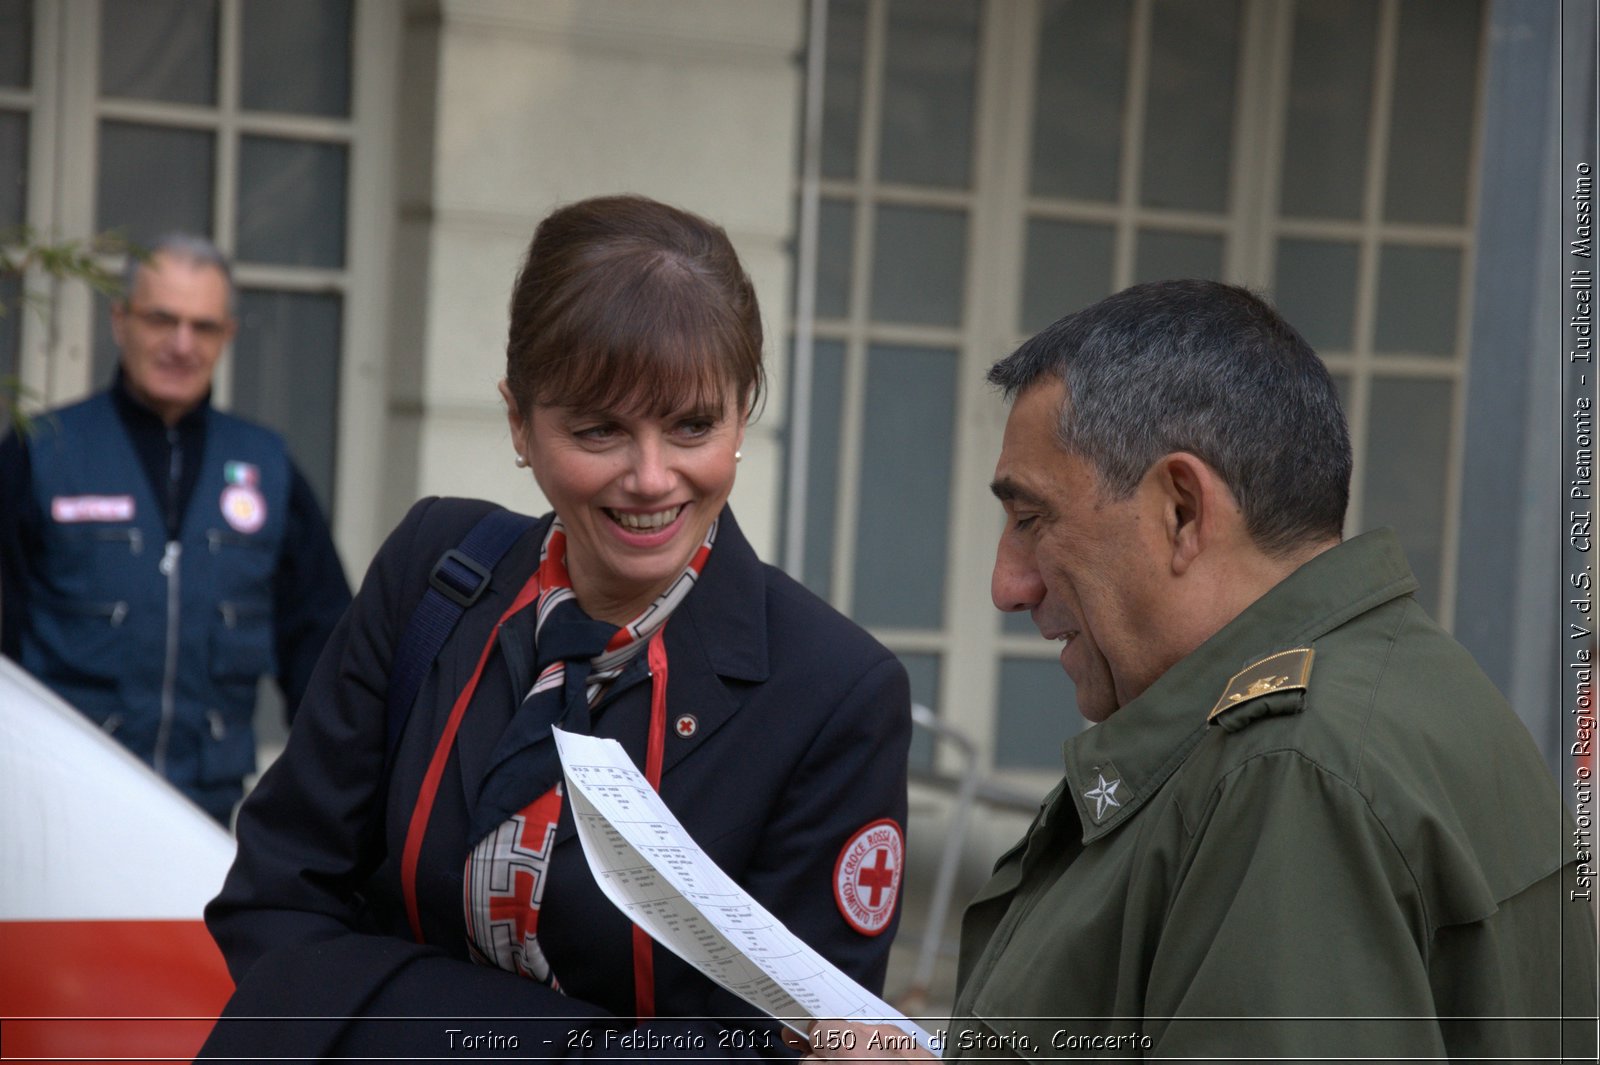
[384,507,537,770]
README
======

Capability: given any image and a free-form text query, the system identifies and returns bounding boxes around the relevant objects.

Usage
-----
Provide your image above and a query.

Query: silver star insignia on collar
[1084,773,1123,821]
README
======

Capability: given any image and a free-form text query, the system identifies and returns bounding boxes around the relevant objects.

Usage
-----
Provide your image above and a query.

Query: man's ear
[1150,452,1236,576]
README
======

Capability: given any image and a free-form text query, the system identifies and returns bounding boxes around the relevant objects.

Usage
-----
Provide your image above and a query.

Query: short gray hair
[122,233,235,310]
[988,280,1351,555]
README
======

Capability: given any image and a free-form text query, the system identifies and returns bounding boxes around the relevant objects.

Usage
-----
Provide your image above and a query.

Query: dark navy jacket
[0,382,352,818]
[18,391,294,820]
[203,497,912,1058]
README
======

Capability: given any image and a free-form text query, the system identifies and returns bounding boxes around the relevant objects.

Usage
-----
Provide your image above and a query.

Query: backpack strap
[385,507,537,770]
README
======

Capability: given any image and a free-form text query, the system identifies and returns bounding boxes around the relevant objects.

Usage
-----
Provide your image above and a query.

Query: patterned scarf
[460,516,715,985]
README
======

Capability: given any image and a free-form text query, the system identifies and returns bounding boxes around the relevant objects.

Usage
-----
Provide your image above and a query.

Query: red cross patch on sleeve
[832,818,904,936]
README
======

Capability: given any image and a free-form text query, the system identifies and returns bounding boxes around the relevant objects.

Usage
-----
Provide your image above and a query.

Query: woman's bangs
[550,345,734,418]
[537,297,742,418]
[522,246,756,418]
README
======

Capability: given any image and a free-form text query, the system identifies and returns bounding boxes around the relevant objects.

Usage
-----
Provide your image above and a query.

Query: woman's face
[502,380,746,625]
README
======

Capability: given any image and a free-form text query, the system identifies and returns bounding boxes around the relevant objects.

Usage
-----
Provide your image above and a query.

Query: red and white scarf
[458,516,715,990]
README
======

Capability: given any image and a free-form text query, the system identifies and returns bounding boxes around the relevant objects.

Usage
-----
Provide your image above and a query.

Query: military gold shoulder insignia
[1208,647,1314,722]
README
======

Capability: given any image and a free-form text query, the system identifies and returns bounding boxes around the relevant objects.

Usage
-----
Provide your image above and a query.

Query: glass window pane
[1021,218,1114,333]
[92,291,118,388]
[816,198,854,320]
[96,121,214,245]
[0,0,31,88]
[1330,372,1352,416]
[878,0,979,189]
[237,136,348,268]
[1003,610,1040,635]
[1141,0,1240,212]
[1030,0,1132,202]
[1374,244,1462,356]
[797,339,845,599]
[1280,0,1378,220]
[995,656,1081,770]
[870,205,966,327]
[1385,0,1483,225]
[241,0,352,117]
[1361,377,1453,615]
[1274,238,1360,352]
[821,0,866,180]
[852,345,957,628]
[1134,229,1224,284]
[232,289,342,515]
[0,110,25,228]
[99,0,217,106]
[900,652,939,771]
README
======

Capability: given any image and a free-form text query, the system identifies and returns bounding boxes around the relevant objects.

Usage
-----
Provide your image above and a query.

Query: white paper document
[553,728,936,1054]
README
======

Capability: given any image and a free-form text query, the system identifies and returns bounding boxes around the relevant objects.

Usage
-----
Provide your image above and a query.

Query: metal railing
[899,704,1040,1011]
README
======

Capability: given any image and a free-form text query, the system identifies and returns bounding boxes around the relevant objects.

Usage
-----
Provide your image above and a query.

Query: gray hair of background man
[121,233,236,310]
[987,279,1352,555]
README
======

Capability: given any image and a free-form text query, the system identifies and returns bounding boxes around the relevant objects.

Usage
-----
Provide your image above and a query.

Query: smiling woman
[511,397,743,624]
[496,196,761,625]
[200,195,913,1059]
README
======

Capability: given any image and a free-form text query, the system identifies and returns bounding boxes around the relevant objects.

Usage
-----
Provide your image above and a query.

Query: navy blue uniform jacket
[203,497,912,1058]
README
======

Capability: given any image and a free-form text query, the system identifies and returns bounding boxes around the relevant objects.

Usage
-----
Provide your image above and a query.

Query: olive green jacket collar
[1059,528,1418,844]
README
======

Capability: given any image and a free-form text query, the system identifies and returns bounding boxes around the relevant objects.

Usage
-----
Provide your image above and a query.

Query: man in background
[0,233,350,825]
[802,280,1596,1060]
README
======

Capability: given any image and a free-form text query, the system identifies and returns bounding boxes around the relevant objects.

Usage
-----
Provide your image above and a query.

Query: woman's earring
[734,449,743,463]
[514,453,528,468]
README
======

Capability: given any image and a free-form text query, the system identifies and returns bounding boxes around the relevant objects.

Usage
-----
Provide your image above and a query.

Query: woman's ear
[733,390,751,456]
[498,379,529,464]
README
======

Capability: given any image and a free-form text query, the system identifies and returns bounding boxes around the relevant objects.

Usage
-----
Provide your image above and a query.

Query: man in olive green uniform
[803,281,1596,1061]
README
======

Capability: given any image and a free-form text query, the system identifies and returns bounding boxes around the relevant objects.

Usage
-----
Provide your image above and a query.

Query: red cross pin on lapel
[674,714,697,738]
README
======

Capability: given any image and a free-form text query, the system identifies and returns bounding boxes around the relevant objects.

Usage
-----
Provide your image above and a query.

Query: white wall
[387,0,805,559]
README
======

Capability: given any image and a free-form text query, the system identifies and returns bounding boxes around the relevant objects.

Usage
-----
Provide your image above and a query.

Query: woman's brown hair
[505,194,765,420]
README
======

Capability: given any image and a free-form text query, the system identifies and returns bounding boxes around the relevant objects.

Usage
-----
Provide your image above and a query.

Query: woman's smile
[604,504,686,535]
[509,392,745,624]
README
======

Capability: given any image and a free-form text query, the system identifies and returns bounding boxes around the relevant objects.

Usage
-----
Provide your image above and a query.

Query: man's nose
[171,321,199,354]
[991,534,1045,613]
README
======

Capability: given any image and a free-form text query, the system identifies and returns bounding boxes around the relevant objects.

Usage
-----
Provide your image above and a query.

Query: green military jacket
[947,530,1597,1061]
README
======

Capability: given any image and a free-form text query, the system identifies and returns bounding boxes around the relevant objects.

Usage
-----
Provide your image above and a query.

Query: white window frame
[9,0,399,560]
[792,0,1487,790]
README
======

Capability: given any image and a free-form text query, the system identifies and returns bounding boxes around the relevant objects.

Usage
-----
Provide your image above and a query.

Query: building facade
[0,0,1587,799]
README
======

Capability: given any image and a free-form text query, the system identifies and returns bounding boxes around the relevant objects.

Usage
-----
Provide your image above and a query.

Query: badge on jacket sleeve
[219,461,266,534]
[833,818,903,936]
